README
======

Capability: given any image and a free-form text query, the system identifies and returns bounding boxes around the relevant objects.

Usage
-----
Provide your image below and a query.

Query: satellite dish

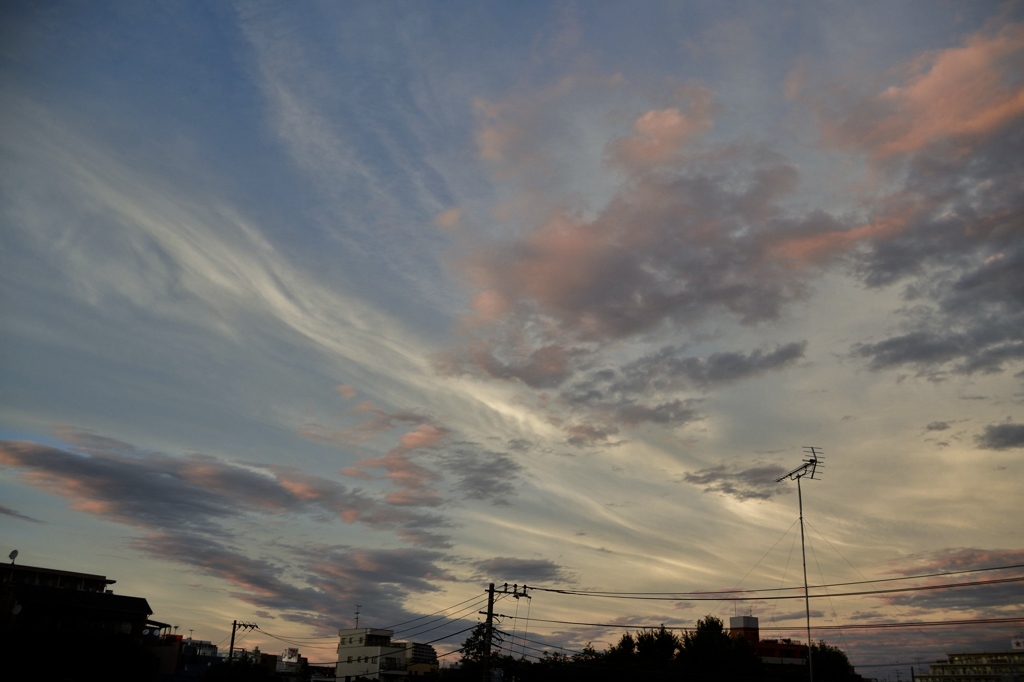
[8,550,17,564]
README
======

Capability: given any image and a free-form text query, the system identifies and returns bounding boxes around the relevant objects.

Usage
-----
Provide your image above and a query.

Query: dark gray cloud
[847,111,1024,379]
[0,504,41,523]
[134,530,450,631]
[975,423,1024,450]
[587,341,807,397]
[442,445,522,505]
[472,557,571,584]
[682,463,789,501]
[925,421,950,431]
[0,429,465,630]
[0,429,450,546]
[552,342,803,444]
[878,547,1024,613]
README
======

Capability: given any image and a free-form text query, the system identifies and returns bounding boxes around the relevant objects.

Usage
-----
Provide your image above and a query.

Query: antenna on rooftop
[354,604,361,628]
[776,446,824,682]
[9,550,17,565]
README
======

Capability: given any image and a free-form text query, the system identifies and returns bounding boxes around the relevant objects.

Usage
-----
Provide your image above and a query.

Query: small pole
[229,620,237,663]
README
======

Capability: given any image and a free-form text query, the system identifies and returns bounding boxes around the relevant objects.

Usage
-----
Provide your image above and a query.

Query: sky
[1,0,1023,675]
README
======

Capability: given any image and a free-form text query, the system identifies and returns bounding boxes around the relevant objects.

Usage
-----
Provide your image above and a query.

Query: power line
[394,596,490,639]
[496,629,584,655]
[497,615,1024,631]
[386,593,491,630]
[527,562,1024,598]
[760,617,1024,631]
[530,575,1024,601]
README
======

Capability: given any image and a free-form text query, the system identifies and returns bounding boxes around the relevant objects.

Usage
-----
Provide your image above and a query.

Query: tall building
[335,628,439,681]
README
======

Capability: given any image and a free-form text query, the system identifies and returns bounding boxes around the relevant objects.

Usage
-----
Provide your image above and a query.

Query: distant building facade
[335,627,438,681]
[915,647,1024,682]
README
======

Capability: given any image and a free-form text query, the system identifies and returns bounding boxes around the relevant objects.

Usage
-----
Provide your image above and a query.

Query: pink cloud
[607,86,715,168]
[399,424,445,449]
[299,400,428,445]
[340,423,449,507]
[433,207,463,230]
[335,384,357,399]
[822,22,1024,157]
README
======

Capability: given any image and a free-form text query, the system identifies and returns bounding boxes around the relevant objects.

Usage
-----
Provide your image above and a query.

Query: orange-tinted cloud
[299,400,428,445]
[341,423,448,507]
[607,86,715,169]
[0,431,451,545]
[822,22,1024,158]
[433,207,462,230]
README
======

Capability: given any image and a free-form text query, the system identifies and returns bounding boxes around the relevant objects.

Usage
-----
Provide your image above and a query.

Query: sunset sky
[2,1,1023,675]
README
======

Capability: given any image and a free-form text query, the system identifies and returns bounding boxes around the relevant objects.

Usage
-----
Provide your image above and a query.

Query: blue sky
[2,1,1023,673]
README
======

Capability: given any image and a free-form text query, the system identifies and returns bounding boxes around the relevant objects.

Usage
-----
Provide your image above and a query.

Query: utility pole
[776,447,824,682]
[228,620,258,663]
[480,582,530,682]
[482,583,495,682]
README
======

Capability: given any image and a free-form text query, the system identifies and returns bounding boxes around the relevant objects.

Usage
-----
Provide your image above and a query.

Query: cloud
[0,428,463,628]
[133,530,451,630]
[877,547,1024,613]
[0,428,450,545]
[462,150,811,345]
[472,557,571,584]
[442,446,522,505]
[300,401,431,445]
[975,423,1024,450]
[434,207,463,230]
[925,421,950,431]
[886,547,1024,575]
[589,342,807,395]
[0,504,42,523]
[341,423,448,507]
[820,22,1024,159]
[682,463,790,501]
[828,29,1024,381]
[606,86,716,169]
[551,342,804,444]
[454,21,1024,406]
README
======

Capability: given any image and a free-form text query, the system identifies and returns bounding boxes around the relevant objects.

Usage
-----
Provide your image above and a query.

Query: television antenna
[776,446,824,682]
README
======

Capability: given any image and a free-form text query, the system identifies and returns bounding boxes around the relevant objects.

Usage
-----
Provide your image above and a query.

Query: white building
[335,628,439,681]
[336,628,407,681]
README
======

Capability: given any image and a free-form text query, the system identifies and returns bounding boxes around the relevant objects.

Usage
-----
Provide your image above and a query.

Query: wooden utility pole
[482,583,495,682]
[228,620,257,663]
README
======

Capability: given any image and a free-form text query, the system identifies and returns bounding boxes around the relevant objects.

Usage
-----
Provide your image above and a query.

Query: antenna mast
[776,446,824,682]
[355,604,361,628]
